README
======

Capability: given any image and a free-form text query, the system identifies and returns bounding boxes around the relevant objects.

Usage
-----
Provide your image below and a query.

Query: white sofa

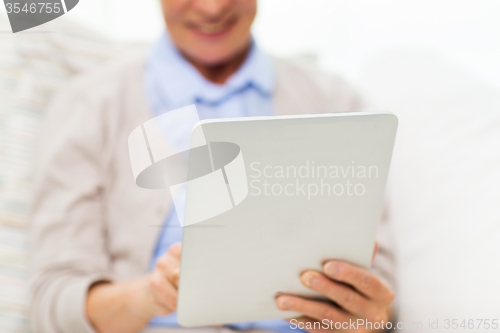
[0,16,144,332]
[360,51,500,332]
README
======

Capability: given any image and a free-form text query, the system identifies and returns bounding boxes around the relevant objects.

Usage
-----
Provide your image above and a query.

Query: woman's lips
[186,16,237,38]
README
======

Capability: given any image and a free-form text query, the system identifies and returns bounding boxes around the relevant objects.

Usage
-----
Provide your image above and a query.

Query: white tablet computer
[177,112,398,327]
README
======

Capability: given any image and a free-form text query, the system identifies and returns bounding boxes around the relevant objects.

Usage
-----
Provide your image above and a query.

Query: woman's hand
[143,242,182,317]
[86,242,182,333]
[275,260,393,332]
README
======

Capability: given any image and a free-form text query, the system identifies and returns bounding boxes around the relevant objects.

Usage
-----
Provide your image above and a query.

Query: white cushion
[360,51,500,332]
[0,15,144,332]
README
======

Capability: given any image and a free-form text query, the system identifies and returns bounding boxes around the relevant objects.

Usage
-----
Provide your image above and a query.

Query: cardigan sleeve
[29,84,114,333]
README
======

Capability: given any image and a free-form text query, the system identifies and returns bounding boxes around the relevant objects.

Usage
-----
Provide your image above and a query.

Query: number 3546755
[5,3,62,14]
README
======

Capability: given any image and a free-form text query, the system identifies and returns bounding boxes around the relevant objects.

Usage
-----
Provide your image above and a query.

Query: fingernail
[324,262,339,276]
[301,271,318,288]
[277,297,294,310]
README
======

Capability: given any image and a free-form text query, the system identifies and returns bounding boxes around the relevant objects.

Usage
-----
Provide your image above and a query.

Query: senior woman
[30,0,395,332]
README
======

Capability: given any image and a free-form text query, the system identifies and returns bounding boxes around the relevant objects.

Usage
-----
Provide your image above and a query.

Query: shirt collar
[146,32,275,107]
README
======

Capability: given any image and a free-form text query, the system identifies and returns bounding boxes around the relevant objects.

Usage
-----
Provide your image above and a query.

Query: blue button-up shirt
[144,34,302,333]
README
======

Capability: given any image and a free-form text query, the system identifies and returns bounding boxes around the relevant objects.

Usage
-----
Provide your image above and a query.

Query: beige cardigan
[29,55,394,333]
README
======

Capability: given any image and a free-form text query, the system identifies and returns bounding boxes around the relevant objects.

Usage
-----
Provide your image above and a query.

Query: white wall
[62,0,164,42]
[253,0,500,89]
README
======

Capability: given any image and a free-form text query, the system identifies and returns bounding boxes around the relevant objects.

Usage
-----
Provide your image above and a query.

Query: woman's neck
[182,43,251,85]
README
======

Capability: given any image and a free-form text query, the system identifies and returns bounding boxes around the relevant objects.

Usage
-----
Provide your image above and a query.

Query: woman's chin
[181,45,244,67]
[193,53,236,66]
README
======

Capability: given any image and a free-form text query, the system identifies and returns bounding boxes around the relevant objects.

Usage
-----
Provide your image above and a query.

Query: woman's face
[161,0,257,66]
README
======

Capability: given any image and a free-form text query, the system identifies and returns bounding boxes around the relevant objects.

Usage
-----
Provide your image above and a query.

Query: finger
[169,267,180,289]
[275,295,352,326]
[371,242,378,265]
[156,251,181,289]
[323,261,394,304]
[150,270,178,311]
[156,254,179,276]
[168,242,182,260]
[301,271,382,320]
[157,244,181,274]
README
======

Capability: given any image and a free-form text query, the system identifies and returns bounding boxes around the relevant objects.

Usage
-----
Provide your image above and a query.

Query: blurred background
[1,1,499,332]
[3,0,499,88]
